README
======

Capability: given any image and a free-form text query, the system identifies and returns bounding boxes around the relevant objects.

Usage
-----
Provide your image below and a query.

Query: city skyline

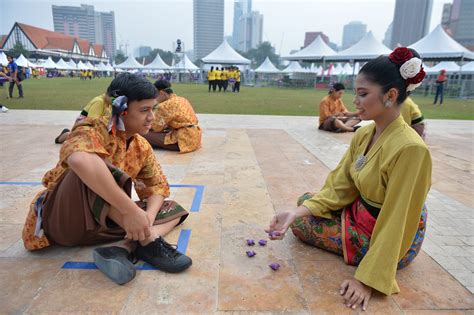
[1,0,450,57]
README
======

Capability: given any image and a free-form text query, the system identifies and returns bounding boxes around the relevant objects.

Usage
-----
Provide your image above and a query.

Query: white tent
[85,61,96,70]
[42,57,59,69]
[96,63,109,71]
[105,63,115,71]
[202,39,251,64]
[55,58,72,70]
[173,54,199,71]
[14,54,34,68]
[0,52,8,66]
[116,56,143,69]
[66,60,77,70]
[330,31,391,61]
[409,25,474,60]
[76,60,89,70]
[255,57,280,73]
[425,61,460,74]
[145,54,171,70]
[282,61,306,73]
[460,62,474,74]
[284,35,336,61]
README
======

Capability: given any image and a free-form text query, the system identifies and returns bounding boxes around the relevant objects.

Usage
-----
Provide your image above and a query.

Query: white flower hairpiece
[399,58,422,80]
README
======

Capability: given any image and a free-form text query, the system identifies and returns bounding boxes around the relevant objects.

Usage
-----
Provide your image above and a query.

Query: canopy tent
[173,54,199,71]
[425,61,461,74]
[115,56,143,69]
[85,61,96,70]
[202,39,251,64]
[42,57,59,69]
[145,54,171,70]
[460,62,474,74]
[66,60,77,70]
[55,58,72,70]
[254,57,280,73]
[284,35,336,61]
[409,25,474,61]
[96,62,109,71]
[105,63,115,71]
[282,61,307,73]
[0,52,8,66]
[329,31,391,61]
[76,60,89,70]
[15,54,38,68]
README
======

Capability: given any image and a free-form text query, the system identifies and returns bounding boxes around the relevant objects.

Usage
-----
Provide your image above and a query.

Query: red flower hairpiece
[406,66,426,86]
[388,47,413,66]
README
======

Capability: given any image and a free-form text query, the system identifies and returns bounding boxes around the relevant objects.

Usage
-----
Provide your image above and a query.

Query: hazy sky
[0,0,449,56]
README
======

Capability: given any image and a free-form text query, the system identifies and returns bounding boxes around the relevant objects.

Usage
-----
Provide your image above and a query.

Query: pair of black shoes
[93,237,192,285]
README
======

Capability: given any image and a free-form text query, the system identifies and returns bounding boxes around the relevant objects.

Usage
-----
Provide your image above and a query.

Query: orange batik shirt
[319,95,349,126]
[23,117,170,250]
[151,94,202,153]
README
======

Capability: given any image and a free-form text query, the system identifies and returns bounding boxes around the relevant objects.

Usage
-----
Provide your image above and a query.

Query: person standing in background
[433,69,446,106]
[6,54,24,99]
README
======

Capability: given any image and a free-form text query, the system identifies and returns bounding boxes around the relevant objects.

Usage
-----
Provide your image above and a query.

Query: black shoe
[93,246,136,285]
[135,237,192,273]
[54,128,70,144]
[352,125,361,132]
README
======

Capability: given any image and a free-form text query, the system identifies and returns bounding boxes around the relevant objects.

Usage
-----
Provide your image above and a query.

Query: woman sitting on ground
[318,83,361,132]
[266,47,430,311]
[23,73,192,285]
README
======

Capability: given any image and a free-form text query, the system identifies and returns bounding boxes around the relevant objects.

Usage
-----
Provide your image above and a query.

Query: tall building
[383,22,393,47]
[390,0,433,48]
[236,11,263,52]
[342,21,366,49]
[232,0,252,48]
[193,0,224,60]
[441,3,453,27]
[52,4,116,57]
[442,0,474,50]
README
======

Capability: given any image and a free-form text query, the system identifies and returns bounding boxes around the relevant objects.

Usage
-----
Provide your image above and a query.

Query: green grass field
[2,77,473,119]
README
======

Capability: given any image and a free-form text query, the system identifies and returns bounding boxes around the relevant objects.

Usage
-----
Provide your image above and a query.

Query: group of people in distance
[23,47,431,311]
[207,66,241,93]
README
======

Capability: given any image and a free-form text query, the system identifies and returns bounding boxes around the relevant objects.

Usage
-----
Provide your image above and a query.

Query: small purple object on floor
[246,239,255,246]
[258,239,267,246]
[268,231,281,238]
[269,262,280,270]
[246,250,256,257]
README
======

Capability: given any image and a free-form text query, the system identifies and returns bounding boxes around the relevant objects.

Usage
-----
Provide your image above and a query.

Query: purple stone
[269,262,280,270]
[246,239,255,246]
[258,239,267,246]
[268,231,281,238]
[246,250,256,257]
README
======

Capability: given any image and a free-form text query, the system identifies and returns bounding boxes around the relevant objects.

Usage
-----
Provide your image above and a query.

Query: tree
[8,42,30,58]
[241,42,280,68]
[145,49,174,66]
[114,52,126,65]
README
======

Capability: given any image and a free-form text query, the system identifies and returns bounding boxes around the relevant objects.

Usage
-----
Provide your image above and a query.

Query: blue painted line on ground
[2,181,201,271]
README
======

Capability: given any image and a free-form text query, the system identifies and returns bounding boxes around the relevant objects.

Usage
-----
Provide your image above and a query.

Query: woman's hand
[265,211,297,240]
[340,278,372,311]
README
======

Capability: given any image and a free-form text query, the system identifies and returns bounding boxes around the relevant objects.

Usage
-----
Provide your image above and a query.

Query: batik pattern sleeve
[354,144,432,295]
[133,138,170,200]
[151,101,174,132]
[302,139,359,218]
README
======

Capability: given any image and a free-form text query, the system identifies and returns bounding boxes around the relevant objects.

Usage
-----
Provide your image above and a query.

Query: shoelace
[159,239,180,258]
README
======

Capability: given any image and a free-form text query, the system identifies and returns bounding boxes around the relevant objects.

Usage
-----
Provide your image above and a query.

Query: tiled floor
[1,110,473,314]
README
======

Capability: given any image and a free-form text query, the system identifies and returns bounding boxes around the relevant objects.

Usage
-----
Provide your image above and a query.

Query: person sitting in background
[23,73,192,285]
[318,83,360,132]
[144,80,202,153]
[401,96,425,139]
[54,73,138,144]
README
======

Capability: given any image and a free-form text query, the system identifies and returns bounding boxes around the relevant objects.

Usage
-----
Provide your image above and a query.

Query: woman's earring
[384,99,393,108]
